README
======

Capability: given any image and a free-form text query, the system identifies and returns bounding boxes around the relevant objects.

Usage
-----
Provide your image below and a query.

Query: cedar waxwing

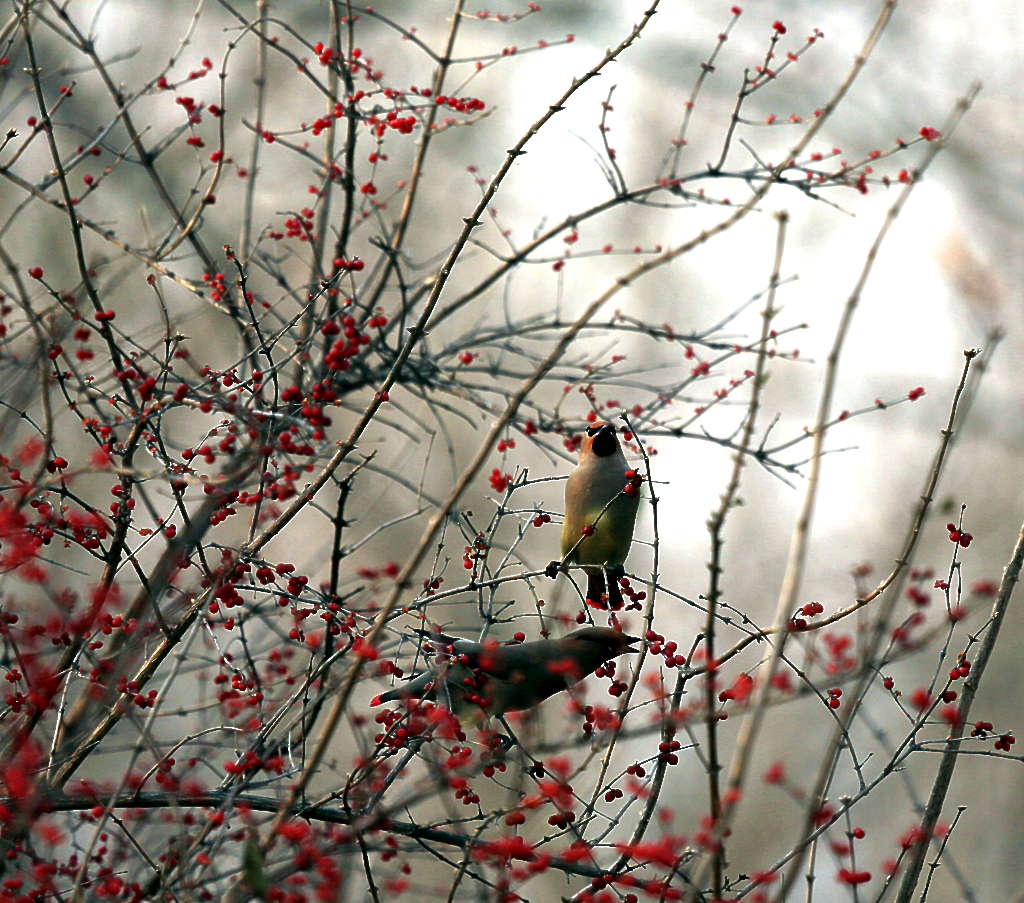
[371,627,639,724]
[549,420,640,609]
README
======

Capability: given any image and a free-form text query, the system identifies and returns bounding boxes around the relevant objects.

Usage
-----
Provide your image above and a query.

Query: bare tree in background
[0,2,1018,902]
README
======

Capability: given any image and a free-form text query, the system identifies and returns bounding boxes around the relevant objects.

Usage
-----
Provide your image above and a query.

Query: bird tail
[370,688,399,707]
[586,570,608,610]
[585,569,624,610]
[606,574,624,610]
[371,672,435,706]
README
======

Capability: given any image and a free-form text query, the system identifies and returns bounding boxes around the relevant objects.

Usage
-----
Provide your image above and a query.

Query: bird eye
[586,426,599,436]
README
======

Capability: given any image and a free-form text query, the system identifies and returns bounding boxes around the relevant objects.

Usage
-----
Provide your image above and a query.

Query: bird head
[566,626,641,656]
[582,419,620,459]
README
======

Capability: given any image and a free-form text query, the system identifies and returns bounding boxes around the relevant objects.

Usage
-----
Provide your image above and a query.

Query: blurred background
[2,1,1021,900]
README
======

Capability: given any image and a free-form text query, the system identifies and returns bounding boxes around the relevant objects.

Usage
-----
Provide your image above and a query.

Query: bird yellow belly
[561,497,636,567]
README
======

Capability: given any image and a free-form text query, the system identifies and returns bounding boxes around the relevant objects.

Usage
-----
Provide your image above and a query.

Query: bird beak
[621,634,641,653]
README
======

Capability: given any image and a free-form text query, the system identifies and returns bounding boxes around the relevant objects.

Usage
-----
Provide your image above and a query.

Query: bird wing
[371,669,435,705]
[482,668,571,714]
[479,641,591,714]
[372,660,476,706]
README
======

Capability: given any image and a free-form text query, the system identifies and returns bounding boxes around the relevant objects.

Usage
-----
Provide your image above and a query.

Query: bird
[548,419,640,610]
[370,627,640,727]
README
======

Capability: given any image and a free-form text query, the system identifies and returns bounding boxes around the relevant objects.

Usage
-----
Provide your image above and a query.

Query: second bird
[371,627,639,724]
[557,419,639,609]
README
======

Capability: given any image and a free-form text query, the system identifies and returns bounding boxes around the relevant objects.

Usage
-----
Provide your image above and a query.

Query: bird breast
[561,452,638,566]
